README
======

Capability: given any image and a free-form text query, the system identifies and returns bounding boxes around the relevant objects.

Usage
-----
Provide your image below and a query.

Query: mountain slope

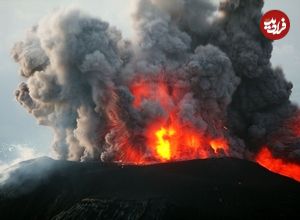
[0,157,299,219]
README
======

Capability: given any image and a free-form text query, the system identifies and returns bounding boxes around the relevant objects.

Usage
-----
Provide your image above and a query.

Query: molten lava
[256,147,300,182]
[155,127,174,160]
[124,74,229,164]
[117,74,300,184]
[210,139,229,154]
[144,118,229,162]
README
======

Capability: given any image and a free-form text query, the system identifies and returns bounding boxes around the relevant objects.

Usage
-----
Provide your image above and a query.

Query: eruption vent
[127,73,230,163]
[12,0,300,181]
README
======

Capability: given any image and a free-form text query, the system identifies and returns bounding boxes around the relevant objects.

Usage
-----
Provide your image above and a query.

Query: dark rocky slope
[0,157,299,219]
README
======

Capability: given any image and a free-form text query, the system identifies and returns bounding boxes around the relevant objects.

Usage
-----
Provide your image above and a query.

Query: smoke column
[12,0,300,165]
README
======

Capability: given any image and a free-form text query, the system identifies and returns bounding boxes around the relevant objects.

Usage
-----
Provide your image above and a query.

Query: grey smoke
[12,0,300,163]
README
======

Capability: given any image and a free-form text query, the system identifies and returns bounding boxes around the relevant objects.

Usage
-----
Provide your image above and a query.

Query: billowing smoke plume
[12,0,300,163]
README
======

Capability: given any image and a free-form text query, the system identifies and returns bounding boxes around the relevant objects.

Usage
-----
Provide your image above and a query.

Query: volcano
[0,157,299,219]
[7,0,300,218]
[12,0,300,168]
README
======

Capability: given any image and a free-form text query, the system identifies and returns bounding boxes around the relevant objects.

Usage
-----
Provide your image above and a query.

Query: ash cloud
[12,0,300,163]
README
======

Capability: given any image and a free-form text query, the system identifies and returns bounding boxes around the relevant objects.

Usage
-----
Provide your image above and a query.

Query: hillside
[0,157,300,219]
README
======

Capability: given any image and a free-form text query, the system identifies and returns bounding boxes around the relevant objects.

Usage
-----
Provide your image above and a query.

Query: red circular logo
[260,10,290,40]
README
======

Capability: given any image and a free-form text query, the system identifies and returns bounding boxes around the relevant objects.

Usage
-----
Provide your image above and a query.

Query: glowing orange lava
[256,147,300,182]
[143,117,229,162]
[155,127,174,160]
[209,139,229,154]
[126,75,229,164]
[116,74,300,185]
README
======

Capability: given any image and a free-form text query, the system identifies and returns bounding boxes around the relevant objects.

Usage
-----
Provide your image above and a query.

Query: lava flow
[256,147,300,182]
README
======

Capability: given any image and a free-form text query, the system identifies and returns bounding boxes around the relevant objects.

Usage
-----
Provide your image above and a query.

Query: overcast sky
[0,0,299,161]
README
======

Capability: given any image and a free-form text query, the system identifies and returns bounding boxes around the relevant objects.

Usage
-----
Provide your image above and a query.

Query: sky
[0,0,299,163]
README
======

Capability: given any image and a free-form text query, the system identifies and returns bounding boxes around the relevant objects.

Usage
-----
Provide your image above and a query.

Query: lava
[256,147,300,182]
[209,139,229,154]
[144,117,229,163]
[155,127,174,160]
[122,74,229,164]
[126,75,300,185]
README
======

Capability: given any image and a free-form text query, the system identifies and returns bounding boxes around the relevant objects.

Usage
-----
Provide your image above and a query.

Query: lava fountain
[113,73,229,165]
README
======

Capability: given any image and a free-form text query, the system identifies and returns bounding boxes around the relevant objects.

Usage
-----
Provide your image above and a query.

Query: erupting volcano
[11,0,300,183]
